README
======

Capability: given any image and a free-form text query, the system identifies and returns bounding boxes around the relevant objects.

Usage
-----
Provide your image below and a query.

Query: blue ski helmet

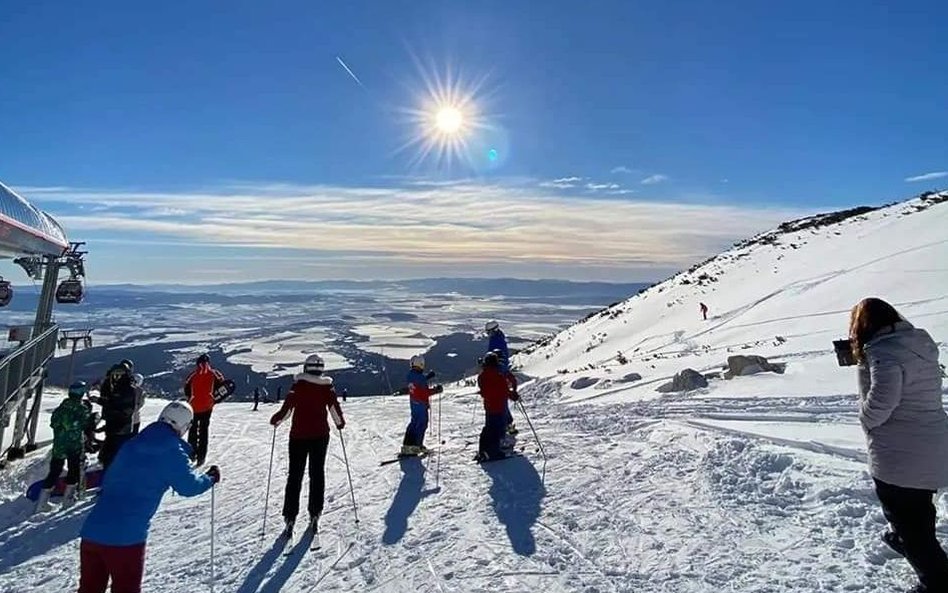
[68,381,88,398]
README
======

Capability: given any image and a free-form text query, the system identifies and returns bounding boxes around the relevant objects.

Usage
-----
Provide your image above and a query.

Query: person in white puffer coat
[850,297,948,593]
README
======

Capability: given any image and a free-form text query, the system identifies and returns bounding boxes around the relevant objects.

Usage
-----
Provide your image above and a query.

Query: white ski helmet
[304,353,325,375]
[410,354,425,370]
[132,373,144,388]
[485,320,500,332]
[158,401,193,436]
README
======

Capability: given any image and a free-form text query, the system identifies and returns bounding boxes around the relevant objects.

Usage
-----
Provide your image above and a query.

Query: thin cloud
[904,171,947,182]
[641,174,669,185]
[539,176,583,189]
[32,181,803,276]
[611,166,633,174]
[586,183,620,191]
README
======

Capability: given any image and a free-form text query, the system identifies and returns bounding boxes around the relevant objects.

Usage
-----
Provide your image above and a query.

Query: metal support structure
[60,329,94,386]
[0,326,60,463]
[23,255,62,451]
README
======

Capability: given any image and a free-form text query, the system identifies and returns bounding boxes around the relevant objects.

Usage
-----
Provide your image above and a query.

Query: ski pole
[210,484,216,593]
[336,426,360,524]
[438,388,444,445]
[516,399,547,486]
[260,424,277,539]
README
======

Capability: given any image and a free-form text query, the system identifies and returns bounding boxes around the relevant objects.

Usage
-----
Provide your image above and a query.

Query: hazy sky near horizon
[2,1,946,284]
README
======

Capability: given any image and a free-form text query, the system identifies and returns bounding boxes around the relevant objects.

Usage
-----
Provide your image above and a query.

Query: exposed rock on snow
[620,372,643,383]
[569,376,599,390]
[723,354,787,379]
[656,368,708,393]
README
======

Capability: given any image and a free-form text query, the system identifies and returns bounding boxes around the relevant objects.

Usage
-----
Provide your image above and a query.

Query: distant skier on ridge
[401,354,441,456]
[700,302,709,321]
[485,320,517,435]
[270,353,346,539]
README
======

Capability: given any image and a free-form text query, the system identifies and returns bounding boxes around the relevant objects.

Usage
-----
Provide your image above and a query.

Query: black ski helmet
[197,353,210,365]
[483,351,500,367]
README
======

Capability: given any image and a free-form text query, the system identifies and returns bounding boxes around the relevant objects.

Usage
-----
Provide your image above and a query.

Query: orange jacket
[185,363,224,414]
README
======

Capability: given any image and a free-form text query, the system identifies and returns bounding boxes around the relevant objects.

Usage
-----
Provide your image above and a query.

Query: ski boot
[400,445,421,456]
[61,485,78,510]
[281,517,295,537]
[882,530,905,557]
[34,487,54,514]
[506,423,519,436]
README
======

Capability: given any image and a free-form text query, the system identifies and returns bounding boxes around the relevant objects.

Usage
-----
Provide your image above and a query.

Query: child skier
[270,353,345,538]
[485,320,517,435]
[35,382,92,513]
[401,355,442,456]
[476,352,520,462]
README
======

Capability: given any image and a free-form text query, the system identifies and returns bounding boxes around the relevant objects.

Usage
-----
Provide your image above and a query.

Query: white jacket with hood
[858,321,948,490]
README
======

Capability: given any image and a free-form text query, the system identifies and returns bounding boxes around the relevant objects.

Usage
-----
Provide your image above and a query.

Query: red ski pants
[78,539,146,593]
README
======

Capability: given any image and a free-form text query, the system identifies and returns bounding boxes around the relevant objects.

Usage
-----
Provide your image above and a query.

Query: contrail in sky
[335,56,365,88]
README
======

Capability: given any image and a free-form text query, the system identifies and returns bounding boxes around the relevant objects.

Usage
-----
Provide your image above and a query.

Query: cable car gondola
[56,278,84,304]
[0,277,11,307]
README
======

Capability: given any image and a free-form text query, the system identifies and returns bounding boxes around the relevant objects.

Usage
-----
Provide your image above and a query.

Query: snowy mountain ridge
[518,191,948,403]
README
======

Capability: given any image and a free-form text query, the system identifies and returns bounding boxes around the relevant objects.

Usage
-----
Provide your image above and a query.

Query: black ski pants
[282,436,330,522]
[43,453,82,488]
[99,432,132,472]
[479,412,507,460]
[875,478,948,590]
[188,411,213,463]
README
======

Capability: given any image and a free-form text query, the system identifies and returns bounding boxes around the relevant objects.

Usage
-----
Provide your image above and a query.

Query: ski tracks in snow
[0,391,934,592]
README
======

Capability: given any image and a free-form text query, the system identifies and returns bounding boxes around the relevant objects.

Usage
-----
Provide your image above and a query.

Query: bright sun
[435,106,463,134]
[397,60,495,169]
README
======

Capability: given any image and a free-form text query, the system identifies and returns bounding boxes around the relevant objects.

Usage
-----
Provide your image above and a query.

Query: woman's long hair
[849,297,903,362]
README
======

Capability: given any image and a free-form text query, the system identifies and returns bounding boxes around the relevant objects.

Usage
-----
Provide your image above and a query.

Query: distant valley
[2,278,648,398]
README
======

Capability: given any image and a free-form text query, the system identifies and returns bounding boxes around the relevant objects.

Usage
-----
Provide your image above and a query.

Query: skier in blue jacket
[78,401,220,593]
[485,320,517,435]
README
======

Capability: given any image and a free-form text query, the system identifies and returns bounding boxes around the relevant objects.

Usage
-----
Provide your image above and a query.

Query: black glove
[432,384,444,394]
[205,465,221,484]
[510,392,521,402]
[425,370,436,380]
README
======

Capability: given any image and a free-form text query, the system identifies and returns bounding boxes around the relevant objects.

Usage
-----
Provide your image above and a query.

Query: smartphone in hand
[833,339,856,367]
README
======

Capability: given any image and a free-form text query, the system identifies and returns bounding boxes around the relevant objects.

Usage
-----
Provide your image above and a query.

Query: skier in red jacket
[183,354,224,466]
[476,351,519,462]
[270,353,345,538]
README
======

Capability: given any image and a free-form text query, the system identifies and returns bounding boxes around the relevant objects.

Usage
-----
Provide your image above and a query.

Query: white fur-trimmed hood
[294,373,333,386]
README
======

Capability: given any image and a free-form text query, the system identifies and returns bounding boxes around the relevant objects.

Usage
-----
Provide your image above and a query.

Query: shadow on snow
[0,503,91,573]
[482,455,546,557]
[382,458,439,546]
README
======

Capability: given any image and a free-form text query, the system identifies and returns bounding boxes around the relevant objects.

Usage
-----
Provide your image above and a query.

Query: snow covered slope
[0,192,945,592]
[518,191,948,405]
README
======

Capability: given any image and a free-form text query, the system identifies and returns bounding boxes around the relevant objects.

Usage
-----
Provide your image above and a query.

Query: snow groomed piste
[0,192,945,592]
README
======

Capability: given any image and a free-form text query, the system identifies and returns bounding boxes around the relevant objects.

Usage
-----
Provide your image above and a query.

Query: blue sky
[1,1,946,284]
